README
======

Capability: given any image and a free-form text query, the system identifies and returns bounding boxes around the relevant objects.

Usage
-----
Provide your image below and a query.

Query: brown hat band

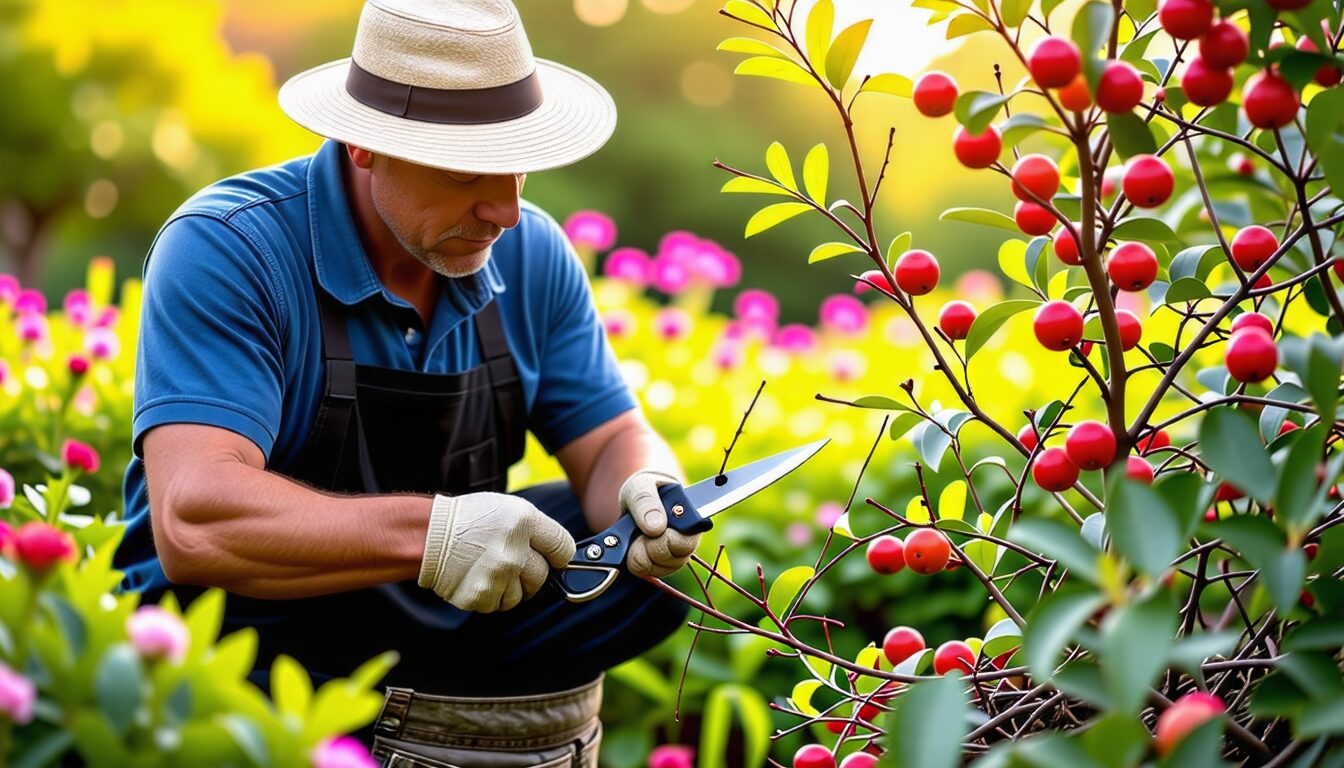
[345,60,544,125]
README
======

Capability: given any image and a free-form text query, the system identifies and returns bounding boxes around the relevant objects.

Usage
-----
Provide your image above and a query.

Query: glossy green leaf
[1307,86,1344,153]
[700,684,771,768]
[733,57,818,88]
[998,239,1032,289]
[766,566,814,619]
[965,299,1041,359]
[1168,244,1222,282]
[94,644,143,734]
[1106,475,1181,578]
[1023,588,1107,680]
[1277,424,1328,533]
[954,91,1011,135]
[1200,408,1276,503]
[1010,518,1102,584]
[887,231,913,270]
[744,202,811,237]
[940,206,1020,232]
[1156,717,1228,768]
[1002,0,1033,27]
[808,242,865,263]
[982,617,1023,658]
[889,412,924,441]
[1100,590,1178,713]
[1214,516,1307,615]
[852,394,911,410]
[882,676,971,768]
[824,19,872,88]
[1002,113,1051,147]
[1107,112,1158,159]
[1278,334,1344,422]
[1082,713,1151,768]
[802,143,828,202]
[1112,216,1179,242]
[1073,1,1115,87]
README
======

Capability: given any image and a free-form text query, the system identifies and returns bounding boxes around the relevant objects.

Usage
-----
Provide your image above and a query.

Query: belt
[370,674,604,759]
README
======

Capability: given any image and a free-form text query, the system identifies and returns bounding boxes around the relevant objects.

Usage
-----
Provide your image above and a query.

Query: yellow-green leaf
[746,202,811,238]
[802,143,829,202]
[733,56,819,88]
[805,0,834,65]
[938,480,967,522]
[947,12,996,39]
[765,141,797,191]
[831,511,856,538]
[767,565,815,618]
[1048,269,1070,300]
[721,176,794,196]
[906,494,929,524]
[824,19,872,89]
[271,654,311,720]
[808,242,865,263]
[790,680,822,716]
[998,239,1032,288]
[887,231,913,269]
[717,36,793,59]
[860,73,913,98]
[1001,0,1033,27]
[912,0,962,10]
[724,0,776,29]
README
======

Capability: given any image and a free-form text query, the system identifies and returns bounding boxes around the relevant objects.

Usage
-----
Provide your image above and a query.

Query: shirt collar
[306,139,505,313]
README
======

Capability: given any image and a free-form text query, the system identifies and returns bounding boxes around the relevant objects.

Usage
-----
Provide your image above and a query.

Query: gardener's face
[368,152,526,278]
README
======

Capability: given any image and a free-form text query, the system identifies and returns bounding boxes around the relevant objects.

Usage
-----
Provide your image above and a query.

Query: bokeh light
[574,0,628,27]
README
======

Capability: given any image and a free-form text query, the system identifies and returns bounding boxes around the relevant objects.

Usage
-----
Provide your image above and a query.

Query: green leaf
[1168,244,1223,281]
[721,176,794,196]
[733,56,819,88]
[1307,86,1344,153]
[95,644,144,734]
[765,141,797,191]
[1010,518,1102,584]
[1042,0,1068,19]
[744,202,812,237]
[220,714,269,768]
[805,0,834,64]
[766,566,814,619]
[852,395,912,411]
[1164,277,1213,304]
[1100,590,1178,713]
[1106,475,1181,578]
[859,73,913,97]
[998,239,1032,288]
[700,685,771,768]
[1156,717,1230,768]
[1073,1,1116,87]
[1169,631,1239,671]
[954,91,1011,135]
[1112,216,1179,243]
[946,12,997,38]
[889,412,924,441]
[965,299,1042,359]
[347,650,398,690]
[1001,0,1033,27]
[1296,696,1344,738]
[808,242,865,263]
[940,206,1020,232]
[887,231,913,270]
[882,676,971,768]
[716,36,793,59]
[802,143,829,203]
[12,731,75,768]
[1107,112,1158,159]
[1285,617,1344,652]
[1023,589,1107,680]
[982,617,1023,658]
[1082,713,1151,768]
[1199,408,1276,503]
[272,654,312,721]
[1278,334,1344,422]
[1277,424,1328,533]
[724,0,776,29]
[824,19,872,88]
[1214,516,1306,615]
[1002,113,1051,147]
[184,588,226,661]
[912,422,953,472]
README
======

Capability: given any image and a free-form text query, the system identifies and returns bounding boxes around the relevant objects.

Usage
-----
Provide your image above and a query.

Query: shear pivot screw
[585,545,603,560]
[672,504,685,517]
[603,535,619,547]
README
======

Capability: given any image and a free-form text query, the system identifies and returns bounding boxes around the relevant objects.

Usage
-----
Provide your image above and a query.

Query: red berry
[1136,429,1171,454]
[953,125,1002,168]
[904,528,952,575]
[1280,420,1300,436]
[1017,423,1041,452]
[1033,300,1084,351]
[794,745,837,768]
[1230,311,1274,336]
[883,626,926,666]
[1230,225,1278,271]
[895,250,940,295]
[1116,309,1143,350]
[1066,420,1117,470]
[1122,155,1175,208]
[1011,154,1061,202]
[914,71,959,117]
[1028,36,1083,88]
[1159,0,1214,39]
[1101,172,1118,198]
[1235,156,1255,175]
[1181,57,1234,106]
[1053,226,1082,265]
[854,269,893,294]
[866,535,907,575]
[13,522,77,572]
[1033,446,1080,491]
[1096,61,1144,113]
[933,640,976,676]
[1243,71,1300,130]
[1254,273,1273,290]
[839,754,879,768]
[1014,201,1056,236]
[1127,456,1155,484]
[1215,481,1244,502]
[938,301,977,340]
[1107,241,1159,291]
[1156,693,1225,756]
[1298,38,1343,87]
[1267,0,1311,9]
[1204,508,1219,521]
[1226,327,1278,383]
[1305,542,1319,560]
[1200,21,1249,67]
[1058,74,1092,111]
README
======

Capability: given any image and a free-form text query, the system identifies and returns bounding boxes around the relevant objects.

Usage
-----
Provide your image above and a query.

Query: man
[112,1,700,764]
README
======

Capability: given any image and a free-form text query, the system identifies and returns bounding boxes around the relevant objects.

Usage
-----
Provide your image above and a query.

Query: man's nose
[473,174,524,232]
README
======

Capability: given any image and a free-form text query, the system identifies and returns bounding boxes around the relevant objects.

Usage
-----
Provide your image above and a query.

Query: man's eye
[447,173,480,184]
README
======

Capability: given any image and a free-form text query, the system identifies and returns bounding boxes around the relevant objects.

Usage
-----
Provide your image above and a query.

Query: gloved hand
[621,470,701,578]
[418,492,576,612]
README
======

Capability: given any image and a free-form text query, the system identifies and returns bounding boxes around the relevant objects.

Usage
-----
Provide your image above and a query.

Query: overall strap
[305,289,360,490]
[472,300,526,462]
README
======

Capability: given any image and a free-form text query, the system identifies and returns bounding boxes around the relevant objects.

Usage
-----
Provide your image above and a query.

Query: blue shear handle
[659,483,715,535]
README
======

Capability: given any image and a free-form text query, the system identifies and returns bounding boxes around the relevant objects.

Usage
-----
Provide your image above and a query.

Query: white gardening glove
[418,492,576,613]
[621,470,702,579]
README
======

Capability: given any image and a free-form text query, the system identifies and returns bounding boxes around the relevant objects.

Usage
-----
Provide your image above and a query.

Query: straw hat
[279,0,617,174]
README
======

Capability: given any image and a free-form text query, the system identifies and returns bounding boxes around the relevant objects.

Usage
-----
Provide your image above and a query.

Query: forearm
[153,460,431,600]
[581,420,682,531]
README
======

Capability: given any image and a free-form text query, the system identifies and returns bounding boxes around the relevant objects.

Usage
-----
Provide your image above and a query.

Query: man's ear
[347,144,376,170]
[519,173,527,192]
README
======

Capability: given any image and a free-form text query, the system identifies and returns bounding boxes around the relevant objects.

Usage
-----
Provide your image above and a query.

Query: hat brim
[279,57,617,175]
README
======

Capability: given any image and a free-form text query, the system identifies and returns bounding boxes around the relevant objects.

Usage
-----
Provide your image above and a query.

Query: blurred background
[0,0,1024,320]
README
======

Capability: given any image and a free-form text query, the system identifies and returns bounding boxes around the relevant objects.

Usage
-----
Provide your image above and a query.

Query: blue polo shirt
[115,139,637,594]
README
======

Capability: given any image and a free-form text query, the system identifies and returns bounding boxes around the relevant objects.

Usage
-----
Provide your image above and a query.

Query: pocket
[379,745,462,768]
[442,436,501,492]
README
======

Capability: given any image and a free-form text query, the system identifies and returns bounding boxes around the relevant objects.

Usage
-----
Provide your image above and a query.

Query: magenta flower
[657,231,702,264]
[713,340,743,371]
[62,438,101,473]
[650,257,692,295]
[690,244,741,288]
[603,247,652,285]
[954,270,1004,304]
[14,289,45,315]
[733,289,779,325]
[0,275,19,305]
[0,360,8,386]
[0,661,35,725]
[603,310,635,339]
[0,467,13,509]
[17,313,48,343]
[0,520,13,559]
[772,324,818,355]
[69,355,91,376]
[563,210,617,252]
[829,350,866,381]
[819,294,869,336]
[648,744,694,768]
[64,289,93,326]
[311,736,379,768]
[815,501,844,528]
[85,327,121,360]
[721,320,746,341]
[94,306,119,328]
[127,606,191,664]
[654,308,691,341]
[13,521,76,572]
[786,522,813,547]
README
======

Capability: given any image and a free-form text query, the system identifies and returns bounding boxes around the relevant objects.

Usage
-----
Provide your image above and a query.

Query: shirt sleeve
[528,220,638,454]
[131,214,287,461]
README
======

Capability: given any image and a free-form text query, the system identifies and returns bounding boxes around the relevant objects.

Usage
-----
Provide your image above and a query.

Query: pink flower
[62,438,101,473]
[713,340,743,371]
[786,522,813,547]
[14,289,46,315]
[0,275,19,305]
[651,257,692,294]
[311,736,379,768]
[815,501,844,528]
[603,310,635,339]
[690,245,741,288]
[126,606,190,664]
[602,247,651,285]
[14,521,76,572]
[649,744,694,768]
[0,519,14,558]
[955,270,1003,304]
[772,324,818,355]
[819,294,869,336]
[94,306,119,328]
[0,468,13,509]
[563,210,617,252]
[17,313,48,343]
[64,289,93,326]
[0,661,36,725]
[657,231,702,264]
[733,289,779,325]
[85,327,120,360]
[68,355,91,376]
[0,359,8,386]
[654,308,691,341]
[829,350,866,381]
